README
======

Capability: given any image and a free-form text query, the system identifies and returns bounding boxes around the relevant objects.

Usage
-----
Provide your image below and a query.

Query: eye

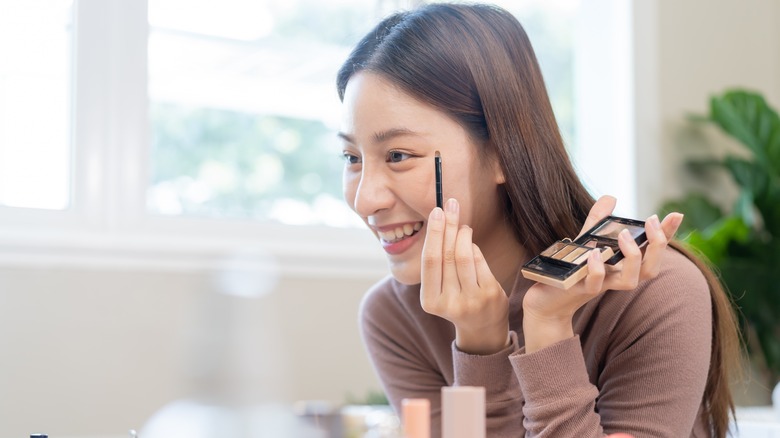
[387,150,413,163]
[342,151,361,165]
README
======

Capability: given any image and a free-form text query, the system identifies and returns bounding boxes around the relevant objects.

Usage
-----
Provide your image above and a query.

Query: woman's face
[339,72,505,285]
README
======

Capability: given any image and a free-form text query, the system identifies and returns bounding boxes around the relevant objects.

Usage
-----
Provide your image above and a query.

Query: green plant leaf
[344,389,389,405]
[658,193,723,236]
[686,112,710,123]
[687,157,725,174]
[662,88,780,380]
[723,156,769,196]
[709,90,780,176]
[684,216,751,265]
[759,181,780,237]
[722,156,770,230]
[733,191,756,227]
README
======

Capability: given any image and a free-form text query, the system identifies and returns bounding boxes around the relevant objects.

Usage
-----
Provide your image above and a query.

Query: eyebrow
[337,128,422,144]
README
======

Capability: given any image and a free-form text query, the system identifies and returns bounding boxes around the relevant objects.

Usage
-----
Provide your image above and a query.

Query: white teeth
[378,222,424,243]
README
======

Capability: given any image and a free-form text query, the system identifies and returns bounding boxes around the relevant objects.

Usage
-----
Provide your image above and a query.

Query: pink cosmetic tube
[402,398,430,438]
[441,386,485,438]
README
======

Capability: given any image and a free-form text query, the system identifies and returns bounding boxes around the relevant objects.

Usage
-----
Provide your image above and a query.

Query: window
[487,0,579,153]
[146,0,580,226]
[0,1,73,210]
[146,0,377,227]
[0,0,619,272]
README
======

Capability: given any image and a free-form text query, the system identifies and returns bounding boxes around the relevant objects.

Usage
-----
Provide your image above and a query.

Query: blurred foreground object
[294,400,401,438]
[142,400,323,437]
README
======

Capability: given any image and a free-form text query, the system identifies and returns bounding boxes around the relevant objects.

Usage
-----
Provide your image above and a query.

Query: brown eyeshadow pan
[571,249,592,264]
[583,239,598,248]
[552,244,578,260]
[541,241,568,258]
[561,246,587,262]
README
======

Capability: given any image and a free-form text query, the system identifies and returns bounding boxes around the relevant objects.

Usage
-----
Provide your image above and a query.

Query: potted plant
[659,89,780,390]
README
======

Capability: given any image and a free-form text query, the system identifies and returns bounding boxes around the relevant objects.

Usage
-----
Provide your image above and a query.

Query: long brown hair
[669,240,743,437]
[337,3,740,436]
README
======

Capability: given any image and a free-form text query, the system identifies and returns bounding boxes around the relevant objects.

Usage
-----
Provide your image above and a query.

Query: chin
[389,262,422,286]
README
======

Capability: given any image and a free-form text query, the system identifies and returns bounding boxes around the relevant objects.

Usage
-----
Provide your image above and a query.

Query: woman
[336,3,740,437]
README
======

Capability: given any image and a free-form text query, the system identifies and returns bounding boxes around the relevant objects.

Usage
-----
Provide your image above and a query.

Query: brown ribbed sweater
[358,247,713,437]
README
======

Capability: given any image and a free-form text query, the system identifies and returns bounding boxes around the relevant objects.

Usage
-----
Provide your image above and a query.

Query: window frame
[0,0,643,276]
[0,0,387,278]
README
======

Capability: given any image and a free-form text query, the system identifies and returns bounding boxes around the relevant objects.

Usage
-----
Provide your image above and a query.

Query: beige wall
[0,266,384,436]
[637,0,780,214]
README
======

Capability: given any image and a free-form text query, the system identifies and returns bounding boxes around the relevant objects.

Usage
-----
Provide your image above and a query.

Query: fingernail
[647,214,660,230]
[619,228,631,240]
[446,198,458,213]
[432,207,443,220]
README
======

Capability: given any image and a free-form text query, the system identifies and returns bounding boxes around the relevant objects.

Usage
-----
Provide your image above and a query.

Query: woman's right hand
[420,198,510,355]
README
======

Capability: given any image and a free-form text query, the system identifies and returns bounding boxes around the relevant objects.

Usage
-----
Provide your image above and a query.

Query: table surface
[6,406,779,438]
[732,406,780,437]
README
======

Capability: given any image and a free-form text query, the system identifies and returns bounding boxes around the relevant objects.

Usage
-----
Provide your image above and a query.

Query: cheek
[456,167,498,225]
[402,169,436,209]
[342,171,358,210]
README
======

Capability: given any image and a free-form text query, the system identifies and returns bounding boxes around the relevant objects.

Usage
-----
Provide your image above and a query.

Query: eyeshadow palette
[521,216,648,289]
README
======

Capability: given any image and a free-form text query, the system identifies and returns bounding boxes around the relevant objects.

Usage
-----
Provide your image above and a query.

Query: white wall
[0,266,385,436]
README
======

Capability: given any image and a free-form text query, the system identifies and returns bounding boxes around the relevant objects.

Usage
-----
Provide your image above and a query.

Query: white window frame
[0,0,647,275]
[573,0,655,219]
[0,0,387,279]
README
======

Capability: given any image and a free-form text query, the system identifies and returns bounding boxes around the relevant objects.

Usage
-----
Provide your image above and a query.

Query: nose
[351,165,394,217]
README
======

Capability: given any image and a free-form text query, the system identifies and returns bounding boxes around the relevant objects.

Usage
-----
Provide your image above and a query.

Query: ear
[490,153,506,184]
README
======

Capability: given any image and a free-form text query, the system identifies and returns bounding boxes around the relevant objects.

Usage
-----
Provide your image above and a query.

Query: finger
[442,198,461,289]
[604,229,642,290]
[583,246,606,294]
[472,244,493,289]
[577,195,617,238]
[454,225,478,291]
[420,207,445,311]
[660,212,684,240]
[635,214,666,280]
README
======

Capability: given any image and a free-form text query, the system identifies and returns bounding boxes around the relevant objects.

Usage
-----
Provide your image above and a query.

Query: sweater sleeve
[510,252,713,437]
[452,331,524,435]
[359,280,525,437]
[511,336,603,436]
[358,282,450,436]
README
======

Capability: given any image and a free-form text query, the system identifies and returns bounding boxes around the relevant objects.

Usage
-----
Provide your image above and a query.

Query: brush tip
[435,150,441,158]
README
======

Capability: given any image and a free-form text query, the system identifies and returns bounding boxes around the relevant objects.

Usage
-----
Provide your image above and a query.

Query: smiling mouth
[377,222,423,244]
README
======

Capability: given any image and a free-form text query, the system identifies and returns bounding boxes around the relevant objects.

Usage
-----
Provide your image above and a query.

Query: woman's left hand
[521,196,683,353]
